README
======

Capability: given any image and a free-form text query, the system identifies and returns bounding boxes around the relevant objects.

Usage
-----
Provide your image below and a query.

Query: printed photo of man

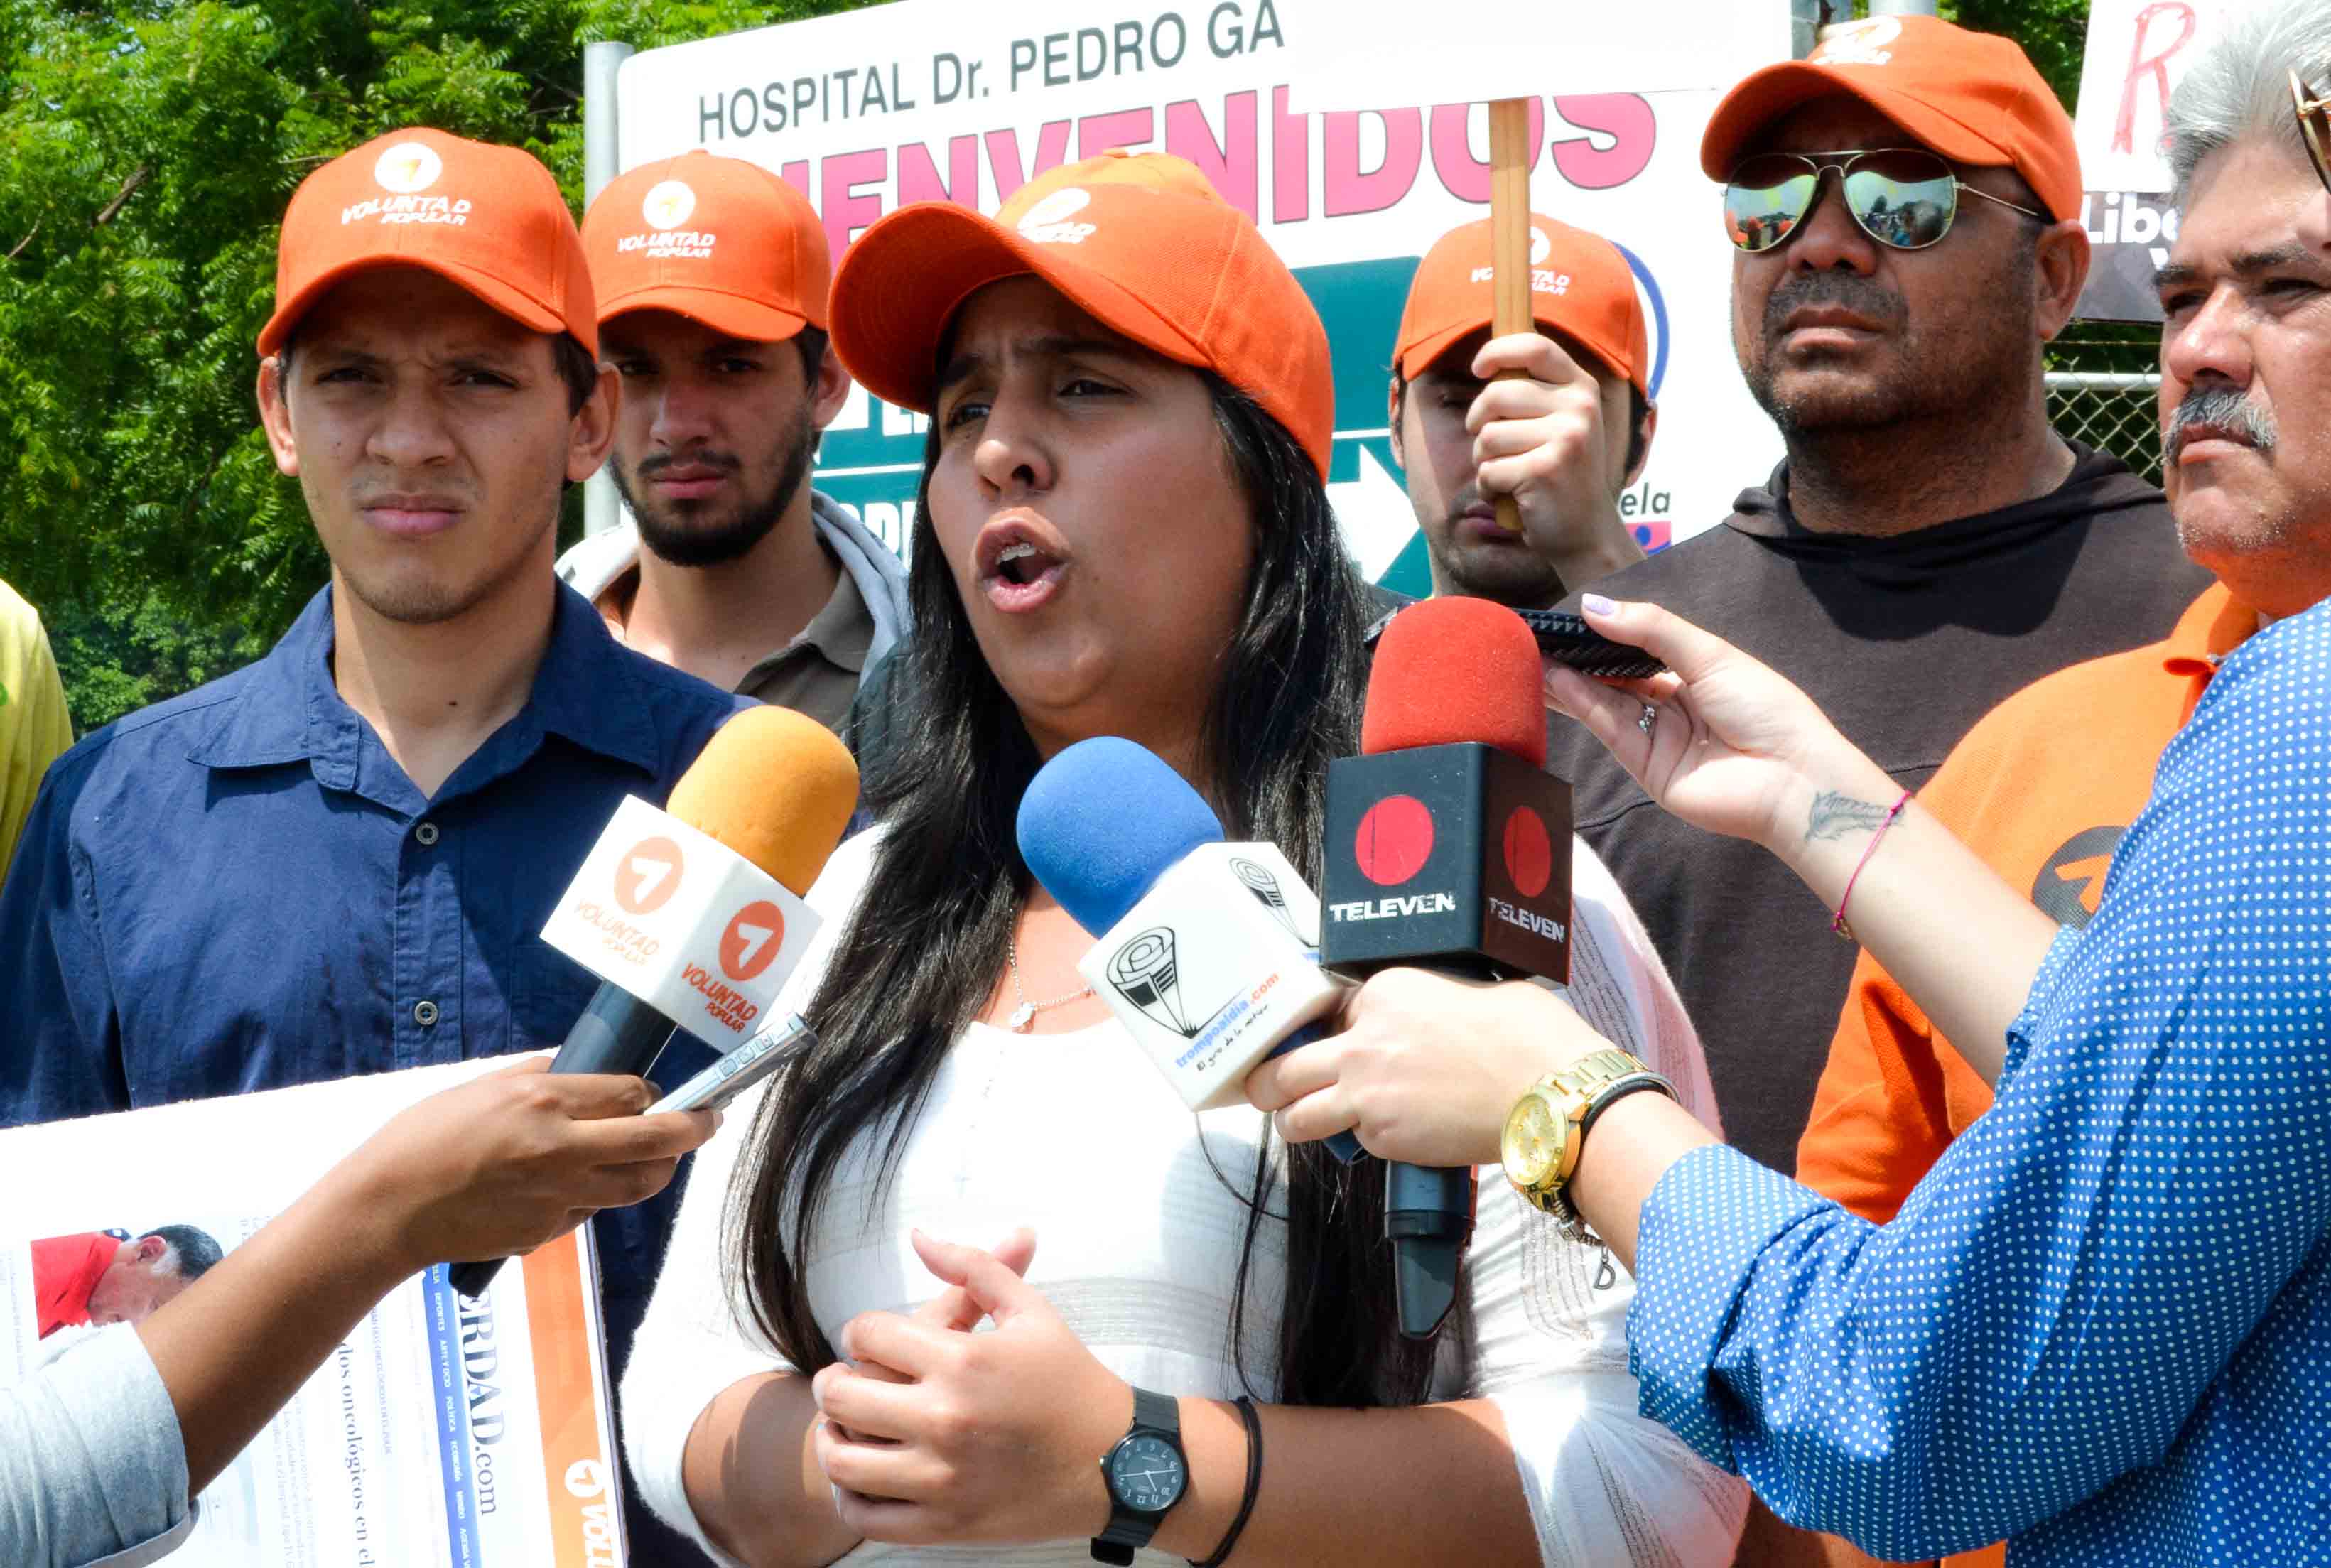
[31,1226,223,1339]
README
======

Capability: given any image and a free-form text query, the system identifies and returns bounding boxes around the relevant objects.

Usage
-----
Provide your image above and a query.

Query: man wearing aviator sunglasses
[1542,21,2212,1562]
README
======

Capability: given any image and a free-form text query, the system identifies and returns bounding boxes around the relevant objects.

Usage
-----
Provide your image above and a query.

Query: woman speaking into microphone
[619,153,1744,1567]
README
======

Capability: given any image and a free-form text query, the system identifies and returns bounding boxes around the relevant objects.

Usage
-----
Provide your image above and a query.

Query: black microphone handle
[1386,1162,1476,1339]
[548,981,686,1077]
[1383,956,1506,1340]
[447,985,681,1299]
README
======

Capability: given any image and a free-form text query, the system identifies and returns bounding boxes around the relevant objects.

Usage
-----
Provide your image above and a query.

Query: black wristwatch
[1091,1387,1189,1564]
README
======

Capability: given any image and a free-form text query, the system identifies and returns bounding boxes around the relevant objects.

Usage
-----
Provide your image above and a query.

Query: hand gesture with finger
[836,1228,1039,1397]
[811,1230,1131,1547]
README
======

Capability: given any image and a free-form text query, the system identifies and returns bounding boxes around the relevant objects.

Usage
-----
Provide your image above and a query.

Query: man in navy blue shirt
[0,128,747,1439]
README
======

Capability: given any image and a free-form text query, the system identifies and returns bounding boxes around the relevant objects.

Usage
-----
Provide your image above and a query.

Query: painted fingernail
[1582,593,1618,617]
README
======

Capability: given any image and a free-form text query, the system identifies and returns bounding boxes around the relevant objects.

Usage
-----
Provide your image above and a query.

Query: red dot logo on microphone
[1503,806,1554,899]
[1354,794,1434,886]
[615,836,684,915]
[720,900,786,983]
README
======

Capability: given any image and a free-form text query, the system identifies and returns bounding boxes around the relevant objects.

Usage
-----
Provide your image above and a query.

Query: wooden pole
[1487,97,1533,539]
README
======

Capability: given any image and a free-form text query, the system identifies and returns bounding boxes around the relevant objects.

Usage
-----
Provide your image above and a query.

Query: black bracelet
[1578,1073,1678,1143]
[1190,1395,1263,1568]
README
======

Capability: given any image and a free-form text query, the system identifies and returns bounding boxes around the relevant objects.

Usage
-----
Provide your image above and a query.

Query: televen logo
[1502,806,1554,899]
[1353,794,1434,887]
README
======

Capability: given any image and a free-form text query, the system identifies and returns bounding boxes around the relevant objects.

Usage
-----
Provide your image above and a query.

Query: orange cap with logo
[259,127,596,358]
[1393,213,1649,396]
[1701,14,2081,222]
[828,149,1335,477]
[585,151,830,342]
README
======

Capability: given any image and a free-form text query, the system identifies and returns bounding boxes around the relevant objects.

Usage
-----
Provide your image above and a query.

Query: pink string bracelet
[1831,789,1912,941]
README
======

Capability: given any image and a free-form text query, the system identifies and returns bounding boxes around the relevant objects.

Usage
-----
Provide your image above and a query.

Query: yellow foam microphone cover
[664,705,861,897]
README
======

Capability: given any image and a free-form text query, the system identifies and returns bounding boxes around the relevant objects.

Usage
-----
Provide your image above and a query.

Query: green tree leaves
[1942,0,2089,110]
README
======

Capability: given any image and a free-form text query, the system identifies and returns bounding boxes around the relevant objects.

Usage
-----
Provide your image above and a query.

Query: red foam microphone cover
[1361,598,1547,768]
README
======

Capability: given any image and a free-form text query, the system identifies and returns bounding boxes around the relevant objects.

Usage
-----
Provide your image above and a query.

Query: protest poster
[0,1056,625,1568]
[609,0,1795,588]
[2070,0,2234,320]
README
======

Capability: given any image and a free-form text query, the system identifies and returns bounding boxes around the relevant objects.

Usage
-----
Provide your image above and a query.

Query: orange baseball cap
[828,150,1334,477]
[259,128,595,358]
[996,146,1226,215]
[1393,213,1648,396]
[1701,14,2081,222]
[585,151,829,342]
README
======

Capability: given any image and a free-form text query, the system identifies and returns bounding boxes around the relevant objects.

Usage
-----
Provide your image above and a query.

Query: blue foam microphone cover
[1017,737,1224,935]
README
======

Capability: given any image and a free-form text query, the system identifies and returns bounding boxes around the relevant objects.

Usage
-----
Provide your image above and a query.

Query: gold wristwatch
[1502,1047,1678,1241]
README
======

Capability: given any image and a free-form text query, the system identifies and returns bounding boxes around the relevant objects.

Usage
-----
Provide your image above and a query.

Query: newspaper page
[0,1056,626,1568]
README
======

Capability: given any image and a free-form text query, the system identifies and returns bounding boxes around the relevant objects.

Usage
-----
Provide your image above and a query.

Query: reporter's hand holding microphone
[332,1059,715,1282]
[1251,592,2062,1271]
[1247,971,1612,1169]
[1246,969,1715,1270]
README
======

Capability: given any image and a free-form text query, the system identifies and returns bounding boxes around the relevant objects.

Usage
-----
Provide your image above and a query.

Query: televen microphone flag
[1321,596,1575,1338]
[449,705,859,1297]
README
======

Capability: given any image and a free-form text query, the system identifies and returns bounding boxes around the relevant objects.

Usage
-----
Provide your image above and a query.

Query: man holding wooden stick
[1388,211,1655,607]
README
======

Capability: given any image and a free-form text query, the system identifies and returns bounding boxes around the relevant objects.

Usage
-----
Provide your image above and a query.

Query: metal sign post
[581,40,634,539]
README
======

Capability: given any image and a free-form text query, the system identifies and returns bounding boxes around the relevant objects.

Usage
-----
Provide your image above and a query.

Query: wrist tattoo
[1804,790,1892,844]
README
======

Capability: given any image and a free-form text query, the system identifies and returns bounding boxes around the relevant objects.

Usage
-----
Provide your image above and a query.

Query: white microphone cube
[1077,842,1345,1110]
[539,795,819,1049]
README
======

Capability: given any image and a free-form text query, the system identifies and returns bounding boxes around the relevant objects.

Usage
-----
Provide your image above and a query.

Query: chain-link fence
[2045,330,2163,485]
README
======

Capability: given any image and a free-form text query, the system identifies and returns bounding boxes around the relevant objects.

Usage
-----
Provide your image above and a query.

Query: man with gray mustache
[2165,384,2277,465]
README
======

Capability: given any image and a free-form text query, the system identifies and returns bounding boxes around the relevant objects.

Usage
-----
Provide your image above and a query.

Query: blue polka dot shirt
[1627,598,2331,1565]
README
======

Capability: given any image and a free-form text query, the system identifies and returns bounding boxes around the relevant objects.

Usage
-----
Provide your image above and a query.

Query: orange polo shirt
[32,1230,121,1339]
[1792,583,2253,1568]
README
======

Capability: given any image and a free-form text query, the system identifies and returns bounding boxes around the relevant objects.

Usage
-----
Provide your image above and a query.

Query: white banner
[615,0,1794,587]
[2069,0,2234,320]
[2072,0,2231,195]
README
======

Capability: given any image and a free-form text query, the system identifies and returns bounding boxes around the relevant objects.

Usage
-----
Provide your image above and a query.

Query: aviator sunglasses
[2293,69,2331,196]
[1724,148,2048,254]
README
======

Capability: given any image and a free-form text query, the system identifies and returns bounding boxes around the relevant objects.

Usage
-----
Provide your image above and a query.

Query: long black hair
[726,369,1453,1407]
